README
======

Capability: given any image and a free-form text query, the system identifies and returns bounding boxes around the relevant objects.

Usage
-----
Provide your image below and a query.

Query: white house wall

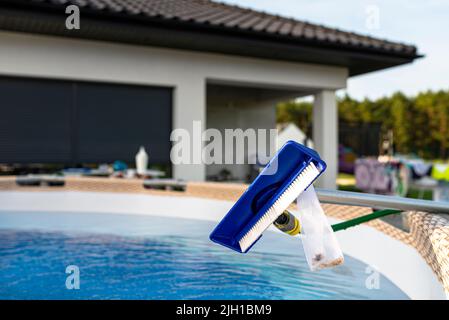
[0,31,348,181]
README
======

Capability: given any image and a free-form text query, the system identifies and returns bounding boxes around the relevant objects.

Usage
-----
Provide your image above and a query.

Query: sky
[220,0,449,100]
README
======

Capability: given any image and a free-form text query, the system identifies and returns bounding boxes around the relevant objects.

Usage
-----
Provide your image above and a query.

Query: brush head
[209,141,326,253]
[238,162,319,252]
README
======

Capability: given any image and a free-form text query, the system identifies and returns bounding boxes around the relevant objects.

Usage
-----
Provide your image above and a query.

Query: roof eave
[0,5,422,77]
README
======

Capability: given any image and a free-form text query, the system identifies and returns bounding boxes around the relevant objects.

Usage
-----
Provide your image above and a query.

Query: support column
[172,78,206,181]
[313,90,338,189]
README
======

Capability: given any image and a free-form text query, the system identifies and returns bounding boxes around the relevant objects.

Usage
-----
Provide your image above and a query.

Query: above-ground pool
[0,210,408,300]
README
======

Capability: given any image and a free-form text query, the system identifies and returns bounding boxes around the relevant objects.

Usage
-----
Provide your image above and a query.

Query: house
[0,0,420,188]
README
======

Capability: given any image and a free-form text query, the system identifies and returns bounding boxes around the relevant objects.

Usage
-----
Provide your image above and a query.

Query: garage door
[0,76,172,165]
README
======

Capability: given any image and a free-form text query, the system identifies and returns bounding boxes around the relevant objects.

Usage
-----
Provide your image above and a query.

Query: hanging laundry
[354,157,440,196]
[355,159,373,191]
[431,164,449,182]
[372,163,392,193]
[355,159,395,194]
[407,160,432,179]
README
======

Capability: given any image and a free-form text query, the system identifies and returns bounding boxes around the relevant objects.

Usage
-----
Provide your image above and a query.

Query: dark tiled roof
[19,0,416,56]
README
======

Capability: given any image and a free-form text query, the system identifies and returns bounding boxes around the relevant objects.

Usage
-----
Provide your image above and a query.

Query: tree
[277,100,312,136]
[276,90,449,160]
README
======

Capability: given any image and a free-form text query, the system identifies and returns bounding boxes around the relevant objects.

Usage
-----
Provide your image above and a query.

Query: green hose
[331,209,402,232]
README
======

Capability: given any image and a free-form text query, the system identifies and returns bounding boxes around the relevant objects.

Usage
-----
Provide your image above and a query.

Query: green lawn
[406,188,433,200]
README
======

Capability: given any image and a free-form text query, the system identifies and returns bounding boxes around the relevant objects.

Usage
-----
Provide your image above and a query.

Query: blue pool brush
[210,141,326,253]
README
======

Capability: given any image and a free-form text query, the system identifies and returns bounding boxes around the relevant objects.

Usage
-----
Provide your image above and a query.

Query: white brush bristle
[238,162,320,252]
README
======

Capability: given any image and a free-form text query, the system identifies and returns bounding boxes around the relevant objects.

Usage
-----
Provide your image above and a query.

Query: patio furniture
[143,179,186,191]
[16,175,65,187]
[16,175,41,186]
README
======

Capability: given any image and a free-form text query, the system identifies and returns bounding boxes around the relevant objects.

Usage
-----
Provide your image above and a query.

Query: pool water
[0,211,408,300]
